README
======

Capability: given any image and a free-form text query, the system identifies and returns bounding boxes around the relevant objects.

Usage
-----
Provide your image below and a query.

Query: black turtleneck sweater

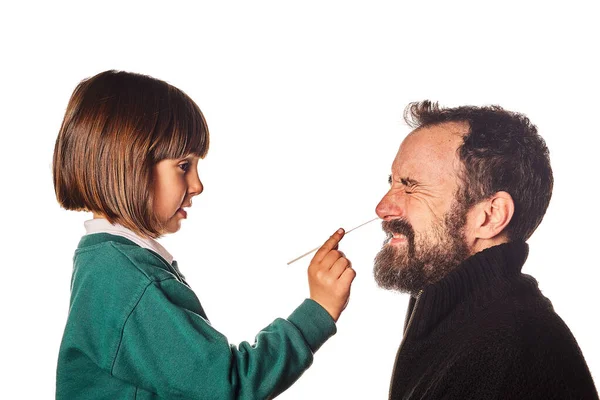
[389,241,598,399]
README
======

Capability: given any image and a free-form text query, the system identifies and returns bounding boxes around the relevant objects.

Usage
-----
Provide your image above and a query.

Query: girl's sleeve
[110,279,337,399]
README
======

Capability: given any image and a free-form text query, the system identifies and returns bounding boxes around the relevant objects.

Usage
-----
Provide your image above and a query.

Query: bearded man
[374,101,598,399]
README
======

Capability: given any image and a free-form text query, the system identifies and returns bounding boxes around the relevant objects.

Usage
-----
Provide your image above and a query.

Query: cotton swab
[286,217,379,265]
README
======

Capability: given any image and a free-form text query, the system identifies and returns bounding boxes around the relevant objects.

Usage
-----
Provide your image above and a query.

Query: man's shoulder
[469,281,583,359]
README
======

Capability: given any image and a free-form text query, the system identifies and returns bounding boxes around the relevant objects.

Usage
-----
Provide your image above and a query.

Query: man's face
[374,122,471,294]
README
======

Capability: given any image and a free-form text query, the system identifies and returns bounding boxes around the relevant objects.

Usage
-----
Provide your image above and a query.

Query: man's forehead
[393,122,467,179]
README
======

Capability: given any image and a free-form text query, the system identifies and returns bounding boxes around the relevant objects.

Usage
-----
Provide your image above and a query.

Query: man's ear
[472,191,515,240]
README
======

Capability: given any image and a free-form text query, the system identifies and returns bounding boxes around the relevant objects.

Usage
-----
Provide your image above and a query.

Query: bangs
[53,70,210,238]
[150,85,210,162]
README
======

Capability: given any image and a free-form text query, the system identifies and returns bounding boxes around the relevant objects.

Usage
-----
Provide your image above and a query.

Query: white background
[1,1,598,398]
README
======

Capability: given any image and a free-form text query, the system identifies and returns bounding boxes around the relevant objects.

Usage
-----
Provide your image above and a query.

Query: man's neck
[470,235,510,256]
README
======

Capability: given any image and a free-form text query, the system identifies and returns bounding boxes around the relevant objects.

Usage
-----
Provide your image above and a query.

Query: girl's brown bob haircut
[53,70,209,238]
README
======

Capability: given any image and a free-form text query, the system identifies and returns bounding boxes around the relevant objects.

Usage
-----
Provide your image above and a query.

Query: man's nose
[376,191,404,221]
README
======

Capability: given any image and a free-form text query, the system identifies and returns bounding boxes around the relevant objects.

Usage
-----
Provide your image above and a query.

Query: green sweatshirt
[56,233,337,399]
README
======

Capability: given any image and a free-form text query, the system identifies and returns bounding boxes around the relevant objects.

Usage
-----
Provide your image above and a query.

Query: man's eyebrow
[401,177,420,186]
[388,175,420,186]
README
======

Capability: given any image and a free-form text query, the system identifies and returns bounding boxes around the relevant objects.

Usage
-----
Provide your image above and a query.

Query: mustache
[381,219,416,258]
[382,219,415,242]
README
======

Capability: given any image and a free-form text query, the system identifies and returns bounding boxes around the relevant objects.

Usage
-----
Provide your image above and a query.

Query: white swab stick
[286,217,379,265]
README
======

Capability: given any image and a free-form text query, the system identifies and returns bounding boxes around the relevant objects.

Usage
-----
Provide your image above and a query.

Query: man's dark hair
[404,100,553,241]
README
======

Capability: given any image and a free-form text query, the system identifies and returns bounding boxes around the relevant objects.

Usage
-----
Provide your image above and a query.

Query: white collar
[84,218,174,265]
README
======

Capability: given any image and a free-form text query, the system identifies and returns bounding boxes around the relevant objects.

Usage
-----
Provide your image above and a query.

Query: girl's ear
[472,191,515,240]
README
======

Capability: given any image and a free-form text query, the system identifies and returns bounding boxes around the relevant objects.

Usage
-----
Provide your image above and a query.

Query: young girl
[53,70,356,399]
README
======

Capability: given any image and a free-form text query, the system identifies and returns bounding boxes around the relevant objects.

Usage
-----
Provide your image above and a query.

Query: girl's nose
[188,172,203,197]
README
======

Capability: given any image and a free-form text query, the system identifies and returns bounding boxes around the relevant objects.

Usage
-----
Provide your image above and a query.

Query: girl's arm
[112,279,336,399]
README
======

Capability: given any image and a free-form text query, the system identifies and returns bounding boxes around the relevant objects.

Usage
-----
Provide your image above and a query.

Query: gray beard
[373,205,470,295]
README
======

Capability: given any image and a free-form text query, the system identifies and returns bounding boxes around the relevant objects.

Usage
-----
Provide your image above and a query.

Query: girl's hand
[307,229,356,322]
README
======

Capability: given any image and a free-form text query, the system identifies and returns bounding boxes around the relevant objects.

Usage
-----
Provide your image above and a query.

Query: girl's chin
[160,219,183,235]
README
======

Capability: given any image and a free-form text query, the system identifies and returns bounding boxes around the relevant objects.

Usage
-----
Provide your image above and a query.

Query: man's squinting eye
[388,175,415,193]
[400,178,416,194]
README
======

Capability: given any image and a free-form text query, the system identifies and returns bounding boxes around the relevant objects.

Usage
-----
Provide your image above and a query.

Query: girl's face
[152,155,203,234]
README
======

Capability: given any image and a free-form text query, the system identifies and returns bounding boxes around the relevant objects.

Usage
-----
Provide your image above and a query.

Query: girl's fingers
[339,266,357,286]
[330,257,351,278]
[321,250,345,271]
[312,229,345,264]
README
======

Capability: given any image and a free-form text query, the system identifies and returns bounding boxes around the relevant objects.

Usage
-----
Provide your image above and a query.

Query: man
[374,101,598,399]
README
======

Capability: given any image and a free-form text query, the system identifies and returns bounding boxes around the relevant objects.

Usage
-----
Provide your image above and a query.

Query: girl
[53,70,355,399]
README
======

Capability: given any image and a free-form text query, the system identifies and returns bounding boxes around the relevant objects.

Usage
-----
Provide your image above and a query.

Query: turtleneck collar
[406,240,530,338]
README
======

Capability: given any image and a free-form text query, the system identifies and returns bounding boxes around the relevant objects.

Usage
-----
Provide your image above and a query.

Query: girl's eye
[179,162,190,172]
